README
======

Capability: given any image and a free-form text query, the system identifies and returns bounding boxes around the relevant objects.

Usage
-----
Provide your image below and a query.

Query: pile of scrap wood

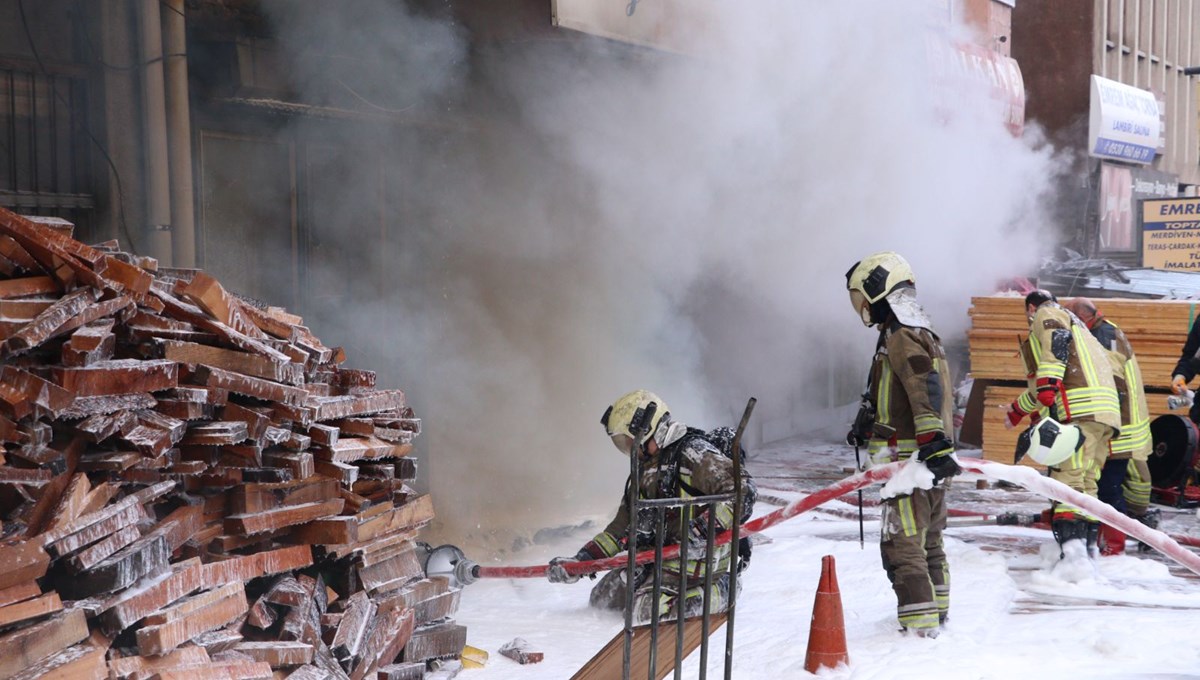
[967,295,1190,464]
[0,206,465,680]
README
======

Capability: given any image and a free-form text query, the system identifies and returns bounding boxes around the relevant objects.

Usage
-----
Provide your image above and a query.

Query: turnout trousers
[880,485,949,632]
[1048,421,1114,519]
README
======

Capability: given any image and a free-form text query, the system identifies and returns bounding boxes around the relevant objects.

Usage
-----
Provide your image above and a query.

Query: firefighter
[845,252,961,637]
[545,390,755,624]
[1067,297,1157,554]
[1004,290,1121,556]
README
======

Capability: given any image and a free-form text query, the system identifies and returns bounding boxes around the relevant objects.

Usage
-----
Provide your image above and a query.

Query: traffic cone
[804,554,849,674]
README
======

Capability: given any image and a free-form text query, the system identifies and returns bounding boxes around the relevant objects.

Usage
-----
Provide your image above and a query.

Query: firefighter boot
[1085,521,1101,559]
[1051,518,1088,558]
[1098,523,1126,556]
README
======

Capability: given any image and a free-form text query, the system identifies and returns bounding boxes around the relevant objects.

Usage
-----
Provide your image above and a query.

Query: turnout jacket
[580,430,751,580]
[1171,314,1200,382]
[1087,317,1150,461]
[1015,303,1121,432]
[865,318,955,466]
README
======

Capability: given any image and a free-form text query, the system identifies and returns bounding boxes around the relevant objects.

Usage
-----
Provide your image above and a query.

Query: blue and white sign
[1088,75,1161,165]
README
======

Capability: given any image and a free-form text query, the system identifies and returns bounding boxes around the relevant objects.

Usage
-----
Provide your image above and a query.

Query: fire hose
[421,458,1200,587]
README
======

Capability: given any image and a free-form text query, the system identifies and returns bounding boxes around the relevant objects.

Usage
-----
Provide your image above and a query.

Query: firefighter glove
[1172,374,1189,395]
[917,432,960,481]
[846,429,868,447]
[1004,400,1028,430]
[548,556,582,584]
[1035,377,1060,407]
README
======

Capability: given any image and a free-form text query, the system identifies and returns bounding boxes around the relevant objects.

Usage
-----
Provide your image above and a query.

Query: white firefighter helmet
[845,252,917,326]
[1014,418,1085,466]
[601,390,668,456]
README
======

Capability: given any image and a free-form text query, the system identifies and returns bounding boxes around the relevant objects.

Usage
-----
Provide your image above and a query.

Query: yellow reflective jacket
[1087,317,1150,461]
[1016,303,1121,432]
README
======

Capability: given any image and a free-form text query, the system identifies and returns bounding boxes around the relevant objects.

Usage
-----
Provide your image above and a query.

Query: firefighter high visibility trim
[914,413,944,436]
[877,359,894,431]
[590,531,621,557]
[897,496,918,537]
[1110,418,1151,453]
[1036,359,1067,381]
[1016,391,1039,414]
[897,602,939,630]
[934,581,949,616]
[1123,459,1152,510]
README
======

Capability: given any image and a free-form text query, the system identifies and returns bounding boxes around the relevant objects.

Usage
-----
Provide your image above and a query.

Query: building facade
[1013,0,1200,262]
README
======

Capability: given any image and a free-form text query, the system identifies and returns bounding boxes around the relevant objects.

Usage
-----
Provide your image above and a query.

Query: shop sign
[1142,198,1200,270]
[1089,75,1161,164]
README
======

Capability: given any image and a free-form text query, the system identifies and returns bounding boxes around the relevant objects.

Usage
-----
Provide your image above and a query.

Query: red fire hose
[472,462,904,580]
[465,458,1200,582]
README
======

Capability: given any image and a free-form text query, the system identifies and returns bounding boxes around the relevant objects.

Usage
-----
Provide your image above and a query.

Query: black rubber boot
[1051,518,1087,557]
[1085,521,1100,559]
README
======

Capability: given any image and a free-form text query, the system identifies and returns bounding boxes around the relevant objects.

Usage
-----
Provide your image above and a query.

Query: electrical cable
[18,0,139,254]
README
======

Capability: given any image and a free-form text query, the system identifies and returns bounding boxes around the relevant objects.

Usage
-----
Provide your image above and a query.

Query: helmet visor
[610,433,635,456]
[849,290,872,326]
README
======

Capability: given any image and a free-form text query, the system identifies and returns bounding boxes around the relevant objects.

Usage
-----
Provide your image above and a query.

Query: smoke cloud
[255,1,1065,556]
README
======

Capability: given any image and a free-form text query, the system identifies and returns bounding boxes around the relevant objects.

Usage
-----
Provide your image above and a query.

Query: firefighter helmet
[1014,418,1085,466]
[601,390,668,456]
[845,252,917,326]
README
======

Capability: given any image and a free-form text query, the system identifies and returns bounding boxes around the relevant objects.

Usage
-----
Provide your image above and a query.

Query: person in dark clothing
[1169,317,1200,424]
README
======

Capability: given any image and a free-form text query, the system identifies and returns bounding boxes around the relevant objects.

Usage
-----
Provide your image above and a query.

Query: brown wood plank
[224,499,343,536]
[0,591,63,628]
[0,608,89,678]
[401,622,466,664]
[195,365,308,407]
[0,366,74,419]
[2,287,100,355]
[134,583,248,656]
[310,392,407,423]
[51,358,178,397]
[233,641,315,668]
[161,340,303,386]
[65,524,142,573]
[107,645,211,679]
[198,545,314,586]
[0,581,40,608]
[0,540,50,590]
[233,477,340,514]
[98,559,203,635]
[7,633,108,680]
[570,614,728,680]
[0,276,58,299]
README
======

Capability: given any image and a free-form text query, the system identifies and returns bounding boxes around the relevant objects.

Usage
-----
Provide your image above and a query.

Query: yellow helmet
[601,389,668,456]
[845,251,916,326]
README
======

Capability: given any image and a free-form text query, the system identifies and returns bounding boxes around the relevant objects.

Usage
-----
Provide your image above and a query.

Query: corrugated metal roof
[1041,267,1200,300]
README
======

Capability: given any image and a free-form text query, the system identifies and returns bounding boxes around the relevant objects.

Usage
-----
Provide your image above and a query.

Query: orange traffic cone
[804,554,849,674]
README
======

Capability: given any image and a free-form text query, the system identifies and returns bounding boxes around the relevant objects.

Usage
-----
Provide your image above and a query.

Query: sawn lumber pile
[968,295,1190,464]
[0,207,464,680]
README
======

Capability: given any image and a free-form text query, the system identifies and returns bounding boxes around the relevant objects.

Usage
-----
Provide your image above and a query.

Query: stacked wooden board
[968,295,1191,464]
[0,206,464,679]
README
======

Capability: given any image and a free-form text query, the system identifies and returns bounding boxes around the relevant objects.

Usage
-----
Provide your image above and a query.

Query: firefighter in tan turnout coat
[845,252,961,637]
[1004,291,1122,555]
[545,390,756,624]
[1066,297,1156,555]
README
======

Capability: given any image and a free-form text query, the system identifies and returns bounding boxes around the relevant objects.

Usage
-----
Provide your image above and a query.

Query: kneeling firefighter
[545,390,757,624]
[845,252,961,637]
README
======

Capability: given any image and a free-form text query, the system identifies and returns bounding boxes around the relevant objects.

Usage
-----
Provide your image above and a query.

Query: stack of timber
[0,206,463,680]
[968,295,1191,465]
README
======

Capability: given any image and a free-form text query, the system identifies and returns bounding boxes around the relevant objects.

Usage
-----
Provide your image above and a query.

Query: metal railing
[620,398,754,680]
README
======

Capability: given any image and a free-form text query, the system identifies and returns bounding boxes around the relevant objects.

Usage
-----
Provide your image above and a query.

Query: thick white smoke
[259,1,1064,556]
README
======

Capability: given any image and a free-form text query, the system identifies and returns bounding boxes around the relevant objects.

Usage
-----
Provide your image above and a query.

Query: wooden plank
[0,592,62,628]
[62,532,170,599]
[0,608,89,678]
[224,499,343,536]
[498,638,544,665]
[0,540,50,591]
[349,607,413,680]
[107,646,211,679]
[44,473,90,531]
[1,287,100,355]
[135,583,248,656]
[198,545,314,587]
[61,393,158,419]
[313,437,408,464]
[177,271,269,340]
[143,582,245,626]
[65,524,142,573]
[0,366,74,419]
[232,477,340,514]
[310,392,406,423]
[0,275,58,299]
[195,365,308,407]
[0,581,41,608]
[377,663,425,680]
[570,614,727,680]
[51,358,178,397]
[330,592,375,664]
[161,340,303,386]
[263,452,314,480]
[402,622,466,663]
[233,641,315,668]
[8,633,108,680]
[357,547,424,594]
[98,559,203,635]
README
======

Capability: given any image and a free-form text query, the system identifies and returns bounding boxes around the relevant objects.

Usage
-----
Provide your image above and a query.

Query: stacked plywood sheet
[968,295,1191,464]
[0,207,465,679]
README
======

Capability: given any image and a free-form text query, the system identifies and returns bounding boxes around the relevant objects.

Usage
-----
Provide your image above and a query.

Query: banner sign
[1089,75,1161,164]
[1142,198,1200,270]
